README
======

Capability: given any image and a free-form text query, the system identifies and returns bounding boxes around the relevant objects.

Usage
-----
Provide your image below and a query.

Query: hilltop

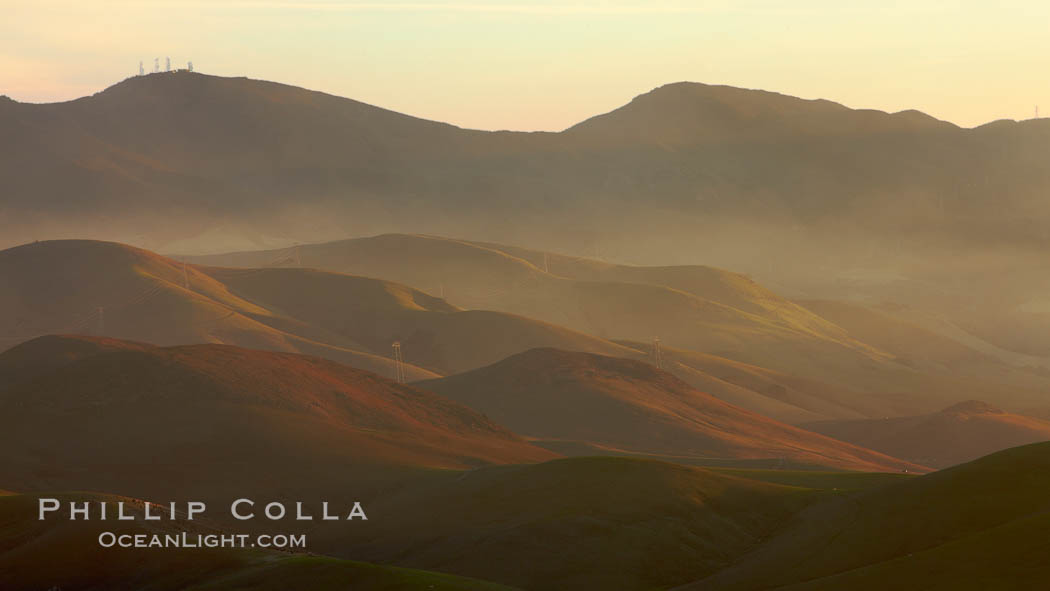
[420,348,923,472]
[314,456,818,591]
[191,233,1050,421]
[0,335,554,501]
[0,239,634,377]
[3,72,1049,261]
[683,441,1050,590]
[805,400,1050,468]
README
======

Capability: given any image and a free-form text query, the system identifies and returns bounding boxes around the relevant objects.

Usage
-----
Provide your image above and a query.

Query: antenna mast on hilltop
[153,58,159,73]
[391,342,406,384]
[138,61,144,76]
[188,61,194,72]
[165,57,171,72]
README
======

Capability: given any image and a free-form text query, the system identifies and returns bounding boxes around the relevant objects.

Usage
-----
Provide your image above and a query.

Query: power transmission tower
[650,336,663,369]
[97,307,105,336]
[391,342,406,384]
[139,61,144,76]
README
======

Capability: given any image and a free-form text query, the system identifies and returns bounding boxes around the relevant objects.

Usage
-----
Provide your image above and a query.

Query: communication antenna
[165,57,171,72]
[650,336,663,369]
[188,61,194,72]
[1037,106,1041,119]
[154,58,159,73]
[138,61,144,76]
[391,342,406,384]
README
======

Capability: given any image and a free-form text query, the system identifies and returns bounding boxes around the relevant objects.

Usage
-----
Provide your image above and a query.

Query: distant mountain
[804,400,1050,468]
[420,348,923,472]
[683,441,1050,590]
[0,335,554,501]
[4,72,1050,265]
[0,239,634,376]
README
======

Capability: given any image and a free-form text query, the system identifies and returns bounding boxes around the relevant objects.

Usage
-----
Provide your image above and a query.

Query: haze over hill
[7,71,1050,357]
[421,348,924,473]
[0,335,554,502]
[4,71,1049,260]
[0,239,636,377]
[191,233,1050,421]
[805,400,1050,469]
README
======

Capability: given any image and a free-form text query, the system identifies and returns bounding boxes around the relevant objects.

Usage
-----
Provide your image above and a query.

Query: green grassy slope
[682,441,1050,590]
[780,511,1050,591]
[314,456,816,591]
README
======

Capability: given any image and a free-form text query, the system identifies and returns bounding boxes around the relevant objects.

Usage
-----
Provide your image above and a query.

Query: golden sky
[4,1,1048,130]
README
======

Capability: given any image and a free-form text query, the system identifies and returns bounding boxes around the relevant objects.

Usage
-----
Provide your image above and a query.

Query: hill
[614,339,869,423]
[682,441,1050,590]
[5,73,1050,261]
[804,400,1050,468]
[192,234,1050,421]
[0,239,634,377]
[187,234,877,362]
[0,491,519,591]
[314,456,816,591]
[7,72,1050,365]
[419,348,922,472]
[0,335,554,502]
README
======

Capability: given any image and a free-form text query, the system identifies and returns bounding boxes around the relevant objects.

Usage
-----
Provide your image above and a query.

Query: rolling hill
[192,234,1050,421]
[0,335,554,502]
[804,400,1050,468]
[8,71,1050,368]
[314,456,817,591]
[0,239,635,377]
[681,441,1050,590]
[419,348,923,472]
[187,233,880,364]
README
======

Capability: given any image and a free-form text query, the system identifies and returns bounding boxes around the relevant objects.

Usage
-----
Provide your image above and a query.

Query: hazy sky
[5,1,1048,131]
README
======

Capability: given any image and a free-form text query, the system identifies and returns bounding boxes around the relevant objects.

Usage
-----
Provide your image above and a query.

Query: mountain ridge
[5,71,1050,263]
